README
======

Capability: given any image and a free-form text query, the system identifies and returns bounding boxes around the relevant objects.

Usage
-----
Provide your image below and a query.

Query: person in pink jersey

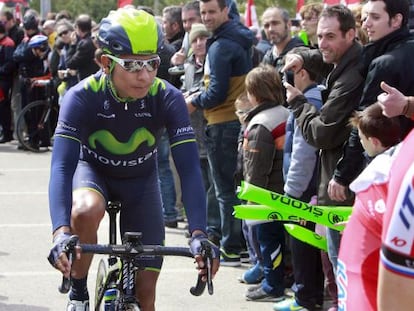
[337,103,401,311]
[378,130,414,310]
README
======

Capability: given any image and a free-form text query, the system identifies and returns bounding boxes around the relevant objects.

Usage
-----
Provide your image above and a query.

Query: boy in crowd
[337,103,401,311]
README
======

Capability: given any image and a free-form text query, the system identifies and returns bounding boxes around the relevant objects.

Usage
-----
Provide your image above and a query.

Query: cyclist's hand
[189,234,220,280]
[47,232,73,278]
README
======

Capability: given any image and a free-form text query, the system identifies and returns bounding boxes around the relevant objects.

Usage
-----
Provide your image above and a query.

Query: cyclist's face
[104,54,158,99]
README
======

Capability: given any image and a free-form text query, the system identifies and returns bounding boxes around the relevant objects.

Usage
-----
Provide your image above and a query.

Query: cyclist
[378,127,414,310]
[47,8,219,311]
[18,34,52,149]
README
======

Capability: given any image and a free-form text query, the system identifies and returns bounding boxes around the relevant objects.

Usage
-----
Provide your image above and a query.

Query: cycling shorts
[73,160,165,271]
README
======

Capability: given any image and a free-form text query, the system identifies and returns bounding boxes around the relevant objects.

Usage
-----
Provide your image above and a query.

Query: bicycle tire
[16,100,59,152]
[95,258,109,311]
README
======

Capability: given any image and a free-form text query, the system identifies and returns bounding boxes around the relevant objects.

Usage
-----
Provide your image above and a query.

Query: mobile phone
[281,71,294,86]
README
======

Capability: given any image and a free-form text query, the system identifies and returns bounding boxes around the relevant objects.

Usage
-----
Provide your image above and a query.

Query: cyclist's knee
[72,189,105,227]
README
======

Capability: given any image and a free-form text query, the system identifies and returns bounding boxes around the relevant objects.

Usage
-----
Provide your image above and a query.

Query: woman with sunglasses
[53,21,78,91]
[47,8,219,311]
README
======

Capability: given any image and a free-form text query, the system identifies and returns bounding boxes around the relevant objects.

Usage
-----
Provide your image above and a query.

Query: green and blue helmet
[98,8,162,55]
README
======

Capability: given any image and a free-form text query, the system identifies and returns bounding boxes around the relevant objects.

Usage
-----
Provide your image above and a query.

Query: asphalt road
[0,140,281,311]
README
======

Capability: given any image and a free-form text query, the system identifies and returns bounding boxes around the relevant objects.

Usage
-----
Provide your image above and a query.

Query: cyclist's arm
[171,141,207,234]
[49,136,81,233]
[378,138,414,310]
[377,266,414,311]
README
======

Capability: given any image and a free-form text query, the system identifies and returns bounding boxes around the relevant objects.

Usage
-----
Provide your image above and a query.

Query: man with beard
[261,7,304,74]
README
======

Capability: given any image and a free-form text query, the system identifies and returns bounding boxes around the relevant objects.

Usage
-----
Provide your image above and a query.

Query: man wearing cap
[182,23,220,247]
[13,11,50,149]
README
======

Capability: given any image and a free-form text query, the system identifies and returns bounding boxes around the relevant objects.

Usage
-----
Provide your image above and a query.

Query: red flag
[323,0,340,4]
[14,3,22,24]
[117,0,133,8]
[296,0,305,14]
[245,0,259,29]
[322,0,360,6]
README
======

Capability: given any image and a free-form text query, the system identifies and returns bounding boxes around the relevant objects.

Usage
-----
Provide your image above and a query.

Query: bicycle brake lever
[190,273,206,296]
[206,255,214,295]
[189,241,214,296]
[58,235,79,294]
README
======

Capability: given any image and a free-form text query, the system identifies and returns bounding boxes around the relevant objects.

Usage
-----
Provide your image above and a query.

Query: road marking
[0,192,47,195]
[0,168,49,172]
[0,224,50,228]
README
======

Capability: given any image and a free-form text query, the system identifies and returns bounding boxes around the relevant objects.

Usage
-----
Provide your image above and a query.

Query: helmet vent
[111,42,124,53]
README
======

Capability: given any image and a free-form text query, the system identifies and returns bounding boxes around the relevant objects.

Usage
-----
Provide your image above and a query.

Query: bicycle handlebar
[58,235,214,297]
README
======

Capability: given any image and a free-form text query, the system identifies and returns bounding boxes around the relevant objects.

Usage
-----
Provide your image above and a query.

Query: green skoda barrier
[235,181,353,231]
[283,224,328,252]
[233,205,347,232]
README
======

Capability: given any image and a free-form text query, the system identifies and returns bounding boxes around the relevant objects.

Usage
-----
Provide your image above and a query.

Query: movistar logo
[88,128,155,155]
[84,74,106,93]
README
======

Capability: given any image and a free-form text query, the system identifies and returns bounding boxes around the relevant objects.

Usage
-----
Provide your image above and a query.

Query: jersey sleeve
[163,85,207,233]
[49,137,81,231]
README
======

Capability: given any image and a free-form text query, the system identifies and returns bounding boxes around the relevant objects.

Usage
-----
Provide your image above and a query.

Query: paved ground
[0,140,333,311]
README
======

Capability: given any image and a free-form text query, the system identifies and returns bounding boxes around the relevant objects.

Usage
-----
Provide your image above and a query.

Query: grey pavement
[0,140,279,311]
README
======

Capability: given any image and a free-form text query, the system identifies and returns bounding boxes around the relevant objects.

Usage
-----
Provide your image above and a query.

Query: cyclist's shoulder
[79,71,107,94]
[147,77,181,98]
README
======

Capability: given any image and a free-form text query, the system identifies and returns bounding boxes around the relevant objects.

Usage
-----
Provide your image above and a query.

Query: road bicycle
[58,201,214,311]
[16,76,59,152]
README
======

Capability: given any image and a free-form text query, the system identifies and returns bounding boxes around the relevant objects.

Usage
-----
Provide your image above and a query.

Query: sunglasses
[38,44,49,53]
[58,30,69,37]
[106,54,161,73]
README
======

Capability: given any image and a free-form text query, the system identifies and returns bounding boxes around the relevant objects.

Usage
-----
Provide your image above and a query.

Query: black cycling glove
[189,234,220,259]
[47,232,72,267]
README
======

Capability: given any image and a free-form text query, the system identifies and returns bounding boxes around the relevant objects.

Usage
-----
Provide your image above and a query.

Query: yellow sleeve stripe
[170,138,196,149]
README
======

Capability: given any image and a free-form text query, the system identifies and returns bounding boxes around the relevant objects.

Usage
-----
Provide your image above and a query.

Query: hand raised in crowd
[281,53,304,73]
[70,31,78,45]
[281,53,304,103]
[171,47,186,66]
[377,81,407,118]
[283,81,303,103]
[184,91,201,114]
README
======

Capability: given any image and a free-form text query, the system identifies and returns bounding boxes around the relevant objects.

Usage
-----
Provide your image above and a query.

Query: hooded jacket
[192,19,254,125]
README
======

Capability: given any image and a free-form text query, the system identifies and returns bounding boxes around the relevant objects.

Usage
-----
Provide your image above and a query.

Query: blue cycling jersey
[49,71,207,233]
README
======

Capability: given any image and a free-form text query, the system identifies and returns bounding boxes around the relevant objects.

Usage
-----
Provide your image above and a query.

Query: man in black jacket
[329,0,414,203]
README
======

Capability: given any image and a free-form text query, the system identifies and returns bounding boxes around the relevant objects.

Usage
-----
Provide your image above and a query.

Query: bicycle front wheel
[16,100,59,153]
[95,258,109,311]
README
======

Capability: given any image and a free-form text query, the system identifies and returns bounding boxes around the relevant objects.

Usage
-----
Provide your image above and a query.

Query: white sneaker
[66,300,89,311]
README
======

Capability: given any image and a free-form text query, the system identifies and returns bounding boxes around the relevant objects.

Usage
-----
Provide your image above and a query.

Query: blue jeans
[200,158,221,239]
[257,222,286,297]
[157,129,177,222]
[327,228,341,275]
[205,120,242,254]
